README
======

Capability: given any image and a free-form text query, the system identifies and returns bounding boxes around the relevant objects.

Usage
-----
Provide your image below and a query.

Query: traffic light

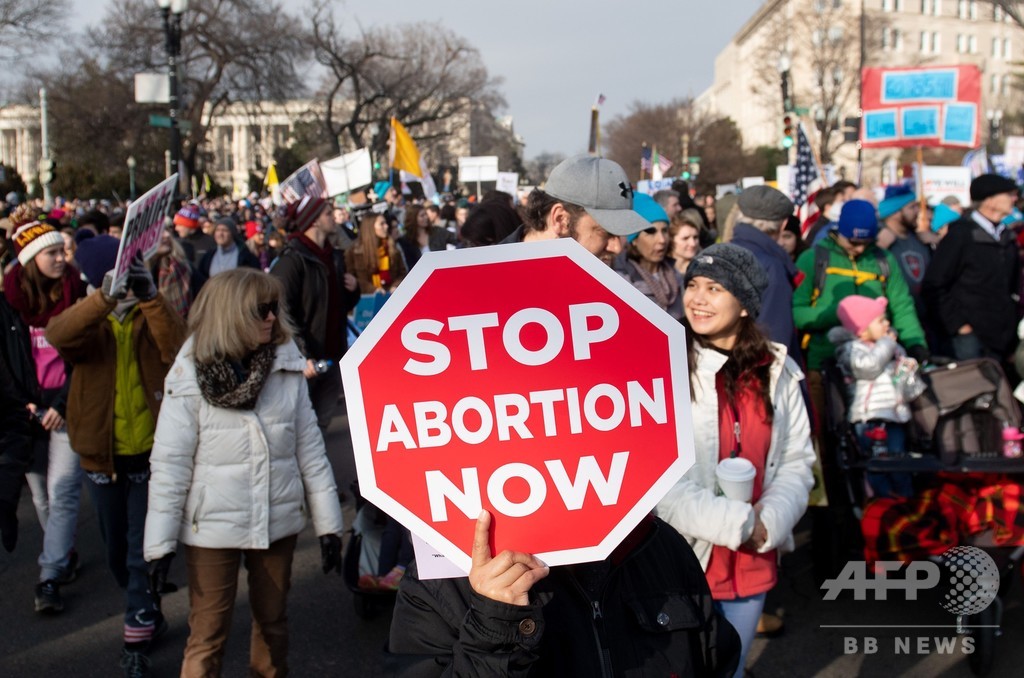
[782,114,795,149]
[38,157,55,186]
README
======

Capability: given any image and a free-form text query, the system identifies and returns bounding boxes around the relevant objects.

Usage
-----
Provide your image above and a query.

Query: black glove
[148,552,175,596]
[0,500,18,553]
[128,254,158,301]
[320,534,342,575]
[907,344,930,365]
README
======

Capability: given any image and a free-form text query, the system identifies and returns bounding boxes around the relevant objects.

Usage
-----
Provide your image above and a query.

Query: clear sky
[70,0,766,159]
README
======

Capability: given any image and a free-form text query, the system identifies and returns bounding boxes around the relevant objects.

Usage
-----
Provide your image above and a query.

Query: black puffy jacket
[386,516,740,677]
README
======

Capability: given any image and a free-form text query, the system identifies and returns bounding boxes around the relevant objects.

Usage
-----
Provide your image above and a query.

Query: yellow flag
[389,117,422,177]
[203,173,212,193]
[264,163,279,188]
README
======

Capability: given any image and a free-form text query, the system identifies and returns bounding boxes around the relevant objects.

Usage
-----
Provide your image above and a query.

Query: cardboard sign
[495,172,519,197]
[322,149,372,197]
[861,66,982,149]
[108,174,178,297]
[340,239,695,572]
[916,165,971,206]
[457,156,499,183]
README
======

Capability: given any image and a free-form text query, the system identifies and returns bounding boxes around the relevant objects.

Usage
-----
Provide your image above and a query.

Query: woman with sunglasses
[144,268,344,677]
[612,193,685,320]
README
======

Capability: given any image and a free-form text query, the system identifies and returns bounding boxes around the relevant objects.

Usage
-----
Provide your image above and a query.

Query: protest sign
[457,156,499,183]
[352,292,390,334]
[861,65,982,149]
[916,165,971,206]
[636,179,676,196]
[279,160,328,205]
[322,149,372,197]
[108,174,178,297]
[495,172,519,197]
[340,239,695,572]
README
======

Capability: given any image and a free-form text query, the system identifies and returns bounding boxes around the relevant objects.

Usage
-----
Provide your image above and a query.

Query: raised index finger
[471,510,493,568]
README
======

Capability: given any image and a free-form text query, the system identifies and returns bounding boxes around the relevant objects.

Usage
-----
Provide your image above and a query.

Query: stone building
[698,0,1022,182]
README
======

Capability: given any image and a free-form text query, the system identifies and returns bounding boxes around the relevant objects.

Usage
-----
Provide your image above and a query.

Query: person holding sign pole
[45,244,186,677]
[387,156,741,677]
[655,243,815,678]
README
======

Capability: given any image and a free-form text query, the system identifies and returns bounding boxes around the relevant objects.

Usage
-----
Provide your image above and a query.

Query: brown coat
[344,238,407,294]
[45,291,186,475]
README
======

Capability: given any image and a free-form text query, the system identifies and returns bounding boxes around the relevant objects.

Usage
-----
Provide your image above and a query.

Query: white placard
[495,172,519,196]
[412,534,469,580]
[134,73,169,104]
[636,179,676,196]
[917,165,972,206]
[1004,136,1024,170]
[321,149,373,196]
[109,174,178,296]
[741,176,765,188]
[457,156,499,183]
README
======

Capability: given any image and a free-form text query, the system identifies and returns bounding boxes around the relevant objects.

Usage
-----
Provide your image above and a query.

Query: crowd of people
[0,155,1022,677]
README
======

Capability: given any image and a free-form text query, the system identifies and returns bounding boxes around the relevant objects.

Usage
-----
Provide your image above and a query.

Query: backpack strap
[801,244,890,350]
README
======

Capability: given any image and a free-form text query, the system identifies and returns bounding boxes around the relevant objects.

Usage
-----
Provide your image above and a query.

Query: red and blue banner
[860,65,981,149]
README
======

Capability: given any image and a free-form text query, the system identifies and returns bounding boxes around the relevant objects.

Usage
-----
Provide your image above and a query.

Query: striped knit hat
[173,204,202,229]
[11,205,64,266]
[284,194,327,233]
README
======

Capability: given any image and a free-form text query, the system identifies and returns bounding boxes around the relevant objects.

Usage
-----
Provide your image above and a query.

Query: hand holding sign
[468,510,549,606]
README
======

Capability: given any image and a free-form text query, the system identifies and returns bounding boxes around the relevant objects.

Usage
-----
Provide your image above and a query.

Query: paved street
[1,402,1021,677]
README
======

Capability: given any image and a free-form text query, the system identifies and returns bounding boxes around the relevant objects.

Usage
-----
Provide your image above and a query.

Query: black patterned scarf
[195,344,276,410]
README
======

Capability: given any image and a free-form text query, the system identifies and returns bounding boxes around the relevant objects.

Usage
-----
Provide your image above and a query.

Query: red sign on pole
[340,239,694,571]
[860,65,982,149]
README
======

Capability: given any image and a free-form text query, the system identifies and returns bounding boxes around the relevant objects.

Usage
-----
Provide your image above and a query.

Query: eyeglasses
[642,226,658,235]
[256,301,279,320]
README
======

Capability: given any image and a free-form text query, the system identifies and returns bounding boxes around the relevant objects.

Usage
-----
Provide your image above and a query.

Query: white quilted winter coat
[655,342,815,571]
[144,337,344,561]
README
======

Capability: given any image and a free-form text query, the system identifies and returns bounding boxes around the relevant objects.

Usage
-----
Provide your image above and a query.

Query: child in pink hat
[829,295,926,498]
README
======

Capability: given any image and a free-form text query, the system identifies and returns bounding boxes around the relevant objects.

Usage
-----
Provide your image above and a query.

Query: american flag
[640,145,652,172]
[595,93,606,107]
[790,122,820,212]
[655,150,673,174]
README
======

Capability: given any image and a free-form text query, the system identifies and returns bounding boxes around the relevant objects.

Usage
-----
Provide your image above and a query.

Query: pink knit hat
[837,295,888,336]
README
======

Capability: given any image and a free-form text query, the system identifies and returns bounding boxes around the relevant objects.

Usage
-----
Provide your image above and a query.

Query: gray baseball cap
[544,156,649,236]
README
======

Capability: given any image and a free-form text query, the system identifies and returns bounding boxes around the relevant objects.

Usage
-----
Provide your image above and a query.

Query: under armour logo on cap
[619,182,633,200]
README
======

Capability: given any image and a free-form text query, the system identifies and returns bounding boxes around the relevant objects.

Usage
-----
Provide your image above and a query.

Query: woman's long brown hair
[683,315,775,423]
[19,259,63,317]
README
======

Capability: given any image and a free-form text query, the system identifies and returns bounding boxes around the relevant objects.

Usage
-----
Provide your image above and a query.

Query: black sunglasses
[256,301,279,320]
[641,226,659,235]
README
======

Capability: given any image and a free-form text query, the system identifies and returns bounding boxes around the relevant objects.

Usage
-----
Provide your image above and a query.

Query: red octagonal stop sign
[341,239,694,572]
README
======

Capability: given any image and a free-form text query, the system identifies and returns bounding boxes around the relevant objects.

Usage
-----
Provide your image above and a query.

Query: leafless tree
[310,1,505,167]
[604,98,711,184]
[0,0,67,60]
[90,0,310,177]
[980,1,1024,27]
[749,1,888,164]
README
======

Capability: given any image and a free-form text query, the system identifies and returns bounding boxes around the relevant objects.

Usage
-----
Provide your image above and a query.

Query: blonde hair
[188,268,294,363]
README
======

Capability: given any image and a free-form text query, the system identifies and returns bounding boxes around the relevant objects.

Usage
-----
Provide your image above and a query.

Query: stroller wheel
[967,598,1000,676]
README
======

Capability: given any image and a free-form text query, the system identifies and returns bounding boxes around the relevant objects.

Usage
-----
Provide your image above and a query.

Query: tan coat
[45,291,186,474]
[344,238,407,294]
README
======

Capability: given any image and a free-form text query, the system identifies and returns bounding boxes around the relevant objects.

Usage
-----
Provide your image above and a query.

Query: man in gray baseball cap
[501,155,649,256]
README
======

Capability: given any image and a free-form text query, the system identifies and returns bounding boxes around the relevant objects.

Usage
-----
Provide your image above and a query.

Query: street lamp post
[127,156,137,200]
[158,0,188,194]
[777,51,792,114]
[986,109,1003,155]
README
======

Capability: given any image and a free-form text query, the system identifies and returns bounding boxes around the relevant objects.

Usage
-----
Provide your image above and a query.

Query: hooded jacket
[828,327,914,424]
[793,235,926,370]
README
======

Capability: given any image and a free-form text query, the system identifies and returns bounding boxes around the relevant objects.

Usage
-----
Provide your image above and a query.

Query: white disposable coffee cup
[716,457,756,502]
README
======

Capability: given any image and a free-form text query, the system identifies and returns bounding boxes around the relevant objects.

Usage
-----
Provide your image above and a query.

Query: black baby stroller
[821,357,1024,676]
[342,481,400,619]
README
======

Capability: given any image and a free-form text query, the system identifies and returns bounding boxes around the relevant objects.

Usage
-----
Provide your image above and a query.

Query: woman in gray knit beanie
[657,242,815,677]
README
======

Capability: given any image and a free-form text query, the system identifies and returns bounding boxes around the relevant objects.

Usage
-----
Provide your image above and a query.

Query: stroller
[342,481,400,619]
[821,357,1024,676]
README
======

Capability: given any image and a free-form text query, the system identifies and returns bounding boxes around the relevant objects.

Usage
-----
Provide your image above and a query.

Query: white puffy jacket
[144,337,344,561]
[654,342,815,571]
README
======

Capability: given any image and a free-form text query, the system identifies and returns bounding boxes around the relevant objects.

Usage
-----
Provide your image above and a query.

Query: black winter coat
[270,237,360,362]
[0,297,70,417]
[197,243,262,279]
[0,344,31,508]
[921,214,1021,356]
[386,517,739,677]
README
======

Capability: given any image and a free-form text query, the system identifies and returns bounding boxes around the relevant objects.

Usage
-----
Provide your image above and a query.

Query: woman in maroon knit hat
[0,204,87,614]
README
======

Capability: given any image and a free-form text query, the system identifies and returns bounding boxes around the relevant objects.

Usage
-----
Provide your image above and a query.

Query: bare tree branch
[0,0,68,60]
